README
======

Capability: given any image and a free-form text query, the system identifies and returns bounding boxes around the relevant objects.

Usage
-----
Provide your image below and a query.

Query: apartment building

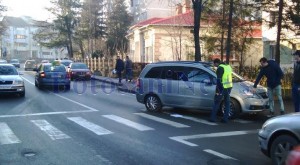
[1,16,65,61]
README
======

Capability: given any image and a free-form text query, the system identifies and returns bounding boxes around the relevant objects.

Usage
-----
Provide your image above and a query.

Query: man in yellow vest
[209,58,233,123]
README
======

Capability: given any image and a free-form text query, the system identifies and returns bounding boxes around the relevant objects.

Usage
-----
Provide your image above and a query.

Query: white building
[1,16,66,61]
[127,0,183,24]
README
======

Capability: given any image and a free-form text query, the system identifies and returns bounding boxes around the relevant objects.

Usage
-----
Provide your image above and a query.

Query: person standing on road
[292,50,300,112]
[125,56,133,82]
[115,56,124,84]
[253,57,285,116]
[209,58,233,123]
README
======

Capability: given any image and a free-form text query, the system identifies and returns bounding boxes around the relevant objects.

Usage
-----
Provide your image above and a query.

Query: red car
[68,62,91,80]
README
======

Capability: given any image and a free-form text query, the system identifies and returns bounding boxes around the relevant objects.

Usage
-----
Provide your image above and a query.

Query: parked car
[68,62,91,81]
[9,59,20,68]
[135,61,269,118]
[258,113,300,165]
[34,62,70,90]
[0,59,7,63]
[24,60,37,71]
[0,64,25,97]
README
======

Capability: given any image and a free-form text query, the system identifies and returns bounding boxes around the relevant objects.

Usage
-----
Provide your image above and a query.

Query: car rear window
[0,66,18,75]
[44,65,66,72]
[71,63,88,69]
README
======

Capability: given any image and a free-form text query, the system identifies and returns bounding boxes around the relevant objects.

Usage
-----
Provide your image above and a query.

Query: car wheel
[145,95,162,112]
[270,135,298,165]
[221,98,241,119]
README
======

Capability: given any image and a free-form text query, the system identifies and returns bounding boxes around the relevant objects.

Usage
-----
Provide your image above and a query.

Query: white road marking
[233,119,253,124]
[102,115,154,131]
[0,110,96,118]
[68,117,113,135]
[168,113,218,126]
[21,76,35,85]
[31,120,70,140]
[0,123,21,145]
[135,113,190,128]
[22,77,99,112]
[204,149,237,160]
[170,129,258,147]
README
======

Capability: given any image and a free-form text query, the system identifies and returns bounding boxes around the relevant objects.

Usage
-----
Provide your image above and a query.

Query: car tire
[270,135,298,165]
[145,95,162,112]
[221,98,241,119]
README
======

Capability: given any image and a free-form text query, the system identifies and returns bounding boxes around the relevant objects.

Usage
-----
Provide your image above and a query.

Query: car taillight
[136,78,141,88]
[40,72,46,78]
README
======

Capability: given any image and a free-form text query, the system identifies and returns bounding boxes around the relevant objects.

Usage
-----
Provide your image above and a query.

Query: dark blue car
[34,63,70,90]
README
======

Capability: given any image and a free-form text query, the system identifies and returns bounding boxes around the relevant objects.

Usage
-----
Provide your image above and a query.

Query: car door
[159,66,185,107]
[183,67,216,110]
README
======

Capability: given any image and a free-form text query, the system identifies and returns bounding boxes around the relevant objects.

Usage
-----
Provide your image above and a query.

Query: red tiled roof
[151,11,194,26]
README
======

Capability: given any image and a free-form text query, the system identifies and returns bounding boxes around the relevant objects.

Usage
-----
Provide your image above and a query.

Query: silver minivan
[135,61,269,118]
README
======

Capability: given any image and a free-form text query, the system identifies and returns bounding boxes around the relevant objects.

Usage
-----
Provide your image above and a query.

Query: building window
[14,35,26,39]
[269,44,276,60]
[270,11,278,25]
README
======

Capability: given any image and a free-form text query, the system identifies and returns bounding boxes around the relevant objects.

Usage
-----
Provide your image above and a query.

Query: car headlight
[241,89,261,99]
[13,80,24,86]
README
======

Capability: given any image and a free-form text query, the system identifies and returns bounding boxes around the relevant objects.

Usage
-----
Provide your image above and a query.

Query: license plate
[52,75,61,78]
[0,86,11,89]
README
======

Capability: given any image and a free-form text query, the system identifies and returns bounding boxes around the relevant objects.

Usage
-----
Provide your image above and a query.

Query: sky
[1,0,53,21]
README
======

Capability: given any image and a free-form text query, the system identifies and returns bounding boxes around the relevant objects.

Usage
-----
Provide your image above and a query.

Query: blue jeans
[210,88,232,122]
[267,85,284,112]
[292,83,300,112]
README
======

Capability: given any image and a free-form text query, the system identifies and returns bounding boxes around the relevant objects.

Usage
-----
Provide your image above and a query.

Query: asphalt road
[0,67,295,165]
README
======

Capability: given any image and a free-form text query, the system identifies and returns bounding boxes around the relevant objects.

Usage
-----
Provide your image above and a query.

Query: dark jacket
[254,60,284,89]
[115,59,124,72]
[125,59,133,70]
[293,61,300,84]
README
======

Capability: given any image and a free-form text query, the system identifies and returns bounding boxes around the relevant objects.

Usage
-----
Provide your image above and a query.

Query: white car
[0,64,25,97]
[259,113,300,165]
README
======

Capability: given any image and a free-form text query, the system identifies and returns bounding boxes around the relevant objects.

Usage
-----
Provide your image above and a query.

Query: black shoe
[280,111,285,115]
[267,111,274,117]
[220,119,228,123]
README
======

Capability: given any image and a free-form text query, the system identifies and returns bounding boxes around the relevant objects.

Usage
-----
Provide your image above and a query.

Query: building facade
[262,4,300,66]
[1,16,66,61]
[127,0,183,24]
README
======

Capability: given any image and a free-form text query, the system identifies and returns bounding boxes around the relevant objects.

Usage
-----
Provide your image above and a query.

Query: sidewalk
[91,75,137,94]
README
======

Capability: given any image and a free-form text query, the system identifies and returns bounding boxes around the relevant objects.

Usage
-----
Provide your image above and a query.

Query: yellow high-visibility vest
[219,64,233,89]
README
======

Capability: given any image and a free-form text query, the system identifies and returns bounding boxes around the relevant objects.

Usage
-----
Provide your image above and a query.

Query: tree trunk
[275,0,284,64]
[225,0,234,64]
[193,0,202,61]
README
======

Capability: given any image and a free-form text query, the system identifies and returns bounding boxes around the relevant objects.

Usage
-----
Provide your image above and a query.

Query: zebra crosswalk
[0,113,254,145]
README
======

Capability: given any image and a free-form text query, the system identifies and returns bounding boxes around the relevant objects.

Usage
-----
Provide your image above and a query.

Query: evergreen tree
[44,0,82,58]
[106,0,132,57]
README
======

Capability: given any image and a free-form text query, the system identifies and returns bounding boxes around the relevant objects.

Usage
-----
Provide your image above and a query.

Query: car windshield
[207,65,245,82]
[10,59,19,63]
[0,65,18,75]
[44,65,66,72]
[71,63,88,69]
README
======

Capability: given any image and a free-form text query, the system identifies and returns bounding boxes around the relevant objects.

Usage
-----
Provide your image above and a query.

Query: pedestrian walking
[125,56,133,82]
[209,58,233,123]
[292,50,300,112]
[253,57,285,116]
[115,56,124,84]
